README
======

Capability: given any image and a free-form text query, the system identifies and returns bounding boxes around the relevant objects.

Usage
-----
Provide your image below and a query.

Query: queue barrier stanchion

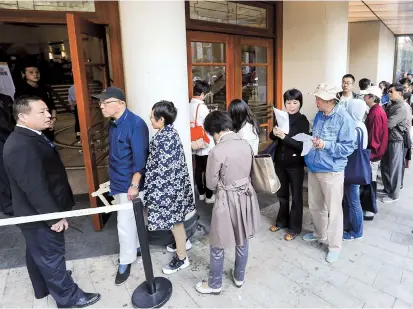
[131,198,172,308]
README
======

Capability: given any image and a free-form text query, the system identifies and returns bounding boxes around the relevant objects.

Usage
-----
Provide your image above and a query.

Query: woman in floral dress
[144,100,195,274]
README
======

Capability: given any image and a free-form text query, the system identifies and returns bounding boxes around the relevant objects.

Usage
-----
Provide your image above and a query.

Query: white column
[118,1,193,179]
[348,21,395,87]
[283,1,349,120]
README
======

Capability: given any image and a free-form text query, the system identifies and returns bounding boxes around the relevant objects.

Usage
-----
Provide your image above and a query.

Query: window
[395,36,413,82]
[189,1,267,29]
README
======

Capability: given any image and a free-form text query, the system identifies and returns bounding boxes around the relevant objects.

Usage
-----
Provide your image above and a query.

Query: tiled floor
[1,170,413,307]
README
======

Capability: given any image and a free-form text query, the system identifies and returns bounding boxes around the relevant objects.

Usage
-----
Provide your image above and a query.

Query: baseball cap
[364,85,382,99]
[309,83,339,101]
[92,87,126,101]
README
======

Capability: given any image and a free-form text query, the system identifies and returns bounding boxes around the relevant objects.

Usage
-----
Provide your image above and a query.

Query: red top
[365,104,389,162]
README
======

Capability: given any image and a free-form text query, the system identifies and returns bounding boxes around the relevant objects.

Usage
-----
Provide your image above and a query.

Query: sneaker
[166,239,192,253]
[363,211,375,221]
[199,194,206,201]
[232,270,244,288]
[381,196,399,203]
[205,195,216,204]
[326,251,339,263]
[377,189,387,196]
[342,232,363,241]
[303,233,319,242]
[162,255,190,275]
[195,281,222,295]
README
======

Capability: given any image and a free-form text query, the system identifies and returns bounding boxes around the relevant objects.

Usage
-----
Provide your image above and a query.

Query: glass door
[235,37,273,142]
[187,31,234,111]
[66,14,111,231]
[187,32,274,141]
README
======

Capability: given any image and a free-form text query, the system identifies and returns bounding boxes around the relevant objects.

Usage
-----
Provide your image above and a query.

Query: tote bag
[251,154,281,194]
[344,127,371,185]
[190,104,210,150]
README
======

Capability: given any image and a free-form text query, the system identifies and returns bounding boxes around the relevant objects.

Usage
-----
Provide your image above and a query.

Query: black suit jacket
[3,126,74,228]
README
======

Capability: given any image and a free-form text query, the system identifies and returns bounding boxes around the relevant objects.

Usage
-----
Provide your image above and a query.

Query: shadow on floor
[0,193,279,270]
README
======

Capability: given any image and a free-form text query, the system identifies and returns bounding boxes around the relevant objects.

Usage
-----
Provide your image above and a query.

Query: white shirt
[189,98,214,156]
[16,124,42,135]
[237,122,259,155]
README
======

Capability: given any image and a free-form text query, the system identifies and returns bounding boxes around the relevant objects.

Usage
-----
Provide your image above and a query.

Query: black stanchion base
[131,277,173,309]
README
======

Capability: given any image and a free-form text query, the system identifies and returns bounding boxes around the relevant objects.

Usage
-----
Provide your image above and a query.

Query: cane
[131,198,173,308]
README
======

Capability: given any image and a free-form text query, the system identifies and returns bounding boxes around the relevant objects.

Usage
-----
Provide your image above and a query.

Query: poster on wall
[0,62,15,98]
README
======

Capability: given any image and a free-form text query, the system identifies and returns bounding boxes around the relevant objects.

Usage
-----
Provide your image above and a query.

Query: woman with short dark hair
[195,111,260,294]
[269,89,310,241]
[144,100,195,275]
[228,99,260,155]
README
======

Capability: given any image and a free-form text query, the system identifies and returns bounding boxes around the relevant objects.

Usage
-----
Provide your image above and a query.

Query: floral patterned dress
[144,124,195,231]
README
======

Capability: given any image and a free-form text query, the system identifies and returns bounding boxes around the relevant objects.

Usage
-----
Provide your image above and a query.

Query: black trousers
[0,141,12,215]
[21,226,84,306]
[194,155,213,198]
[275,167,305,234]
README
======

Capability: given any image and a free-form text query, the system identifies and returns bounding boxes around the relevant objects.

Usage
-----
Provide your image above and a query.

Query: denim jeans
[343,184,363,238]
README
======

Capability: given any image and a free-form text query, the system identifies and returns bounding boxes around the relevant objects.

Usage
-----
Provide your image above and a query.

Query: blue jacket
[305,104,356,173]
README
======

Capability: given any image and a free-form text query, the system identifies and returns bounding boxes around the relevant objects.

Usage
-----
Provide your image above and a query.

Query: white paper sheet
[291,133,313,156]
[273,108,289,134]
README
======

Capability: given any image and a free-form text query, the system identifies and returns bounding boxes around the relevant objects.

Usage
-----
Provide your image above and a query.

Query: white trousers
[114,192,143,265]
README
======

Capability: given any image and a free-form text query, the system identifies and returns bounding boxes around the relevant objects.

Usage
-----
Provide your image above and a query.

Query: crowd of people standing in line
[0,69,412,306]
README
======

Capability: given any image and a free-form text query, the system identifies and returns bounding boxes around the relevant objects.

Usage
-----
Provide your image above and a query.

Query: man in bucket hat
[304,83,356,263]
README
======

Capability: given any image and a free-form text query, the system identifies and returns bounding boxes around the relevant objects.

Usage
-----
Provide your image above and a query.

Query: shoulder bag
[190,104,210,150]
[251,154,280,194]
[344,127,371,185]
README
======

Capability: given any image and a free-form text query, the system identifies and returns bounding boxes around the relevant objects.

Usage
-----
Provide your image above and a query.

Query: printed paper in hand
[273,108,289,134]
[291,133,313,156]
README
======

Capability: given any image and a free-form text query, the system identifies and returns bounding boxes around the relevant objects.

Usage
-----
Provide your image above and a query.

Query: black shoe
[166,239,192,253]
[115,264,131,285]
[58,293,101,308]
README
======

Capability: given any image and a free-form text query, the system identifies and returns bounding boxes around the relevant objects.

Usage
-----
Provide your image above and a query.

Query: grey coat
[384,100,408,142]
[206,132,261,249]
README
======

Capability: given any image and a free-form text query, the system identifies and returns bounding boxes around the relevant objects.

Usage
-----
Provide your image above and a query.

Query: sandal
[284,232,298,241]
[269,225,281,232]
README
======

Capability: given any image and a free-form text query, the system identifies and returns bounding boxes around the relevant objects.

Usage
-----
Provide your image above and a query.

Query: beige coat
[206,132,261,249]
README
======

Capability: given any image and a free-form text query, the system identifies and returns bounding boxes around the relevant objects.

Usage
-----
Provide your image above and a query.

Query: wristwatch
[130,182,139,190]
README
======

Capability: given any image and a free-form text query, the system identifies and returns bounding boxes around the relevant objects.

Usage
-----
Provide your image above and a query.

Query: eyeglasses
[342,82,354,86]
[99,100,118,107]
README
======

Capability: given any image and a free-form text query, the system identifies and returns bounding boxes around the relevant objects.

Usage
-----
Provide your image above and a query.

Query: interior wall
[377,22,395,83]
[0,24,69,58]
[283,1,349,122]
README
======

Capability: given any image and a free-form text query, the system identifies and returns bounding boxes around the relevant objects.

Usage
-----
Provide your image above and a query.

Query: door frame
[187,31,274,137]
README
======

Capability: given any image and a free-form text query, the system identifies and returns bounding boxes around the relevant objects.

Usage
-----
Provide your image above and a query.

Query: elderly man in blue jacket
[304,83,356,263]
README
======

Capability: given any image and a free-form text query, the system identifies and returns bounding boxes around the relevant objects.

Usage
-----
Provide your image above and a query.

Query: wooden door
[235,36,274,141]
[186,31,235,111]
[66,14,111,231]
[186,32,274,141]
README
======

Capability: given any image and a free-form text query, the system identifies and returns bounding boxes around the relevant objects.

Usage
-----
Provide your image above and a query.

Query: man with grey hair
[304,83,356,263]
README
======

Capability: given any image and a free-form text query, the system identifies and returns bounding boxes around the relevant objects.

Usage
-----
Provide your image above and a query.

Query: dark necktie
[41,133,55,148]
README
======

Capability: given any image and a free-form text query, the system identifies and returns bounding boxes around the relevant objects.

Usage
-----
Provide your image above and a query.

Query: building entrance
[187,31,274,142]
[0,16,113,231]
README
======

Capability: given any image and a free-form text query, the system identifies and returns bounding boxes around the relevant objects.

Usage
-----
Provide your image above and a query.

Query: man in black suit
[3,95,100,308]
[0,92,15,216]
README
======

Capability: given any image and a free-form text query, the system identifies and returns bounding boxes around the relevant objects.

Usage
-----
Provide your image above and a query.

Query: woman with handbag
[195,111,260,294]
[144,101,196,274]
[189,80,215,204]
[343,99,369,241]
[228,99,260,155]
[269,89,310,241]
